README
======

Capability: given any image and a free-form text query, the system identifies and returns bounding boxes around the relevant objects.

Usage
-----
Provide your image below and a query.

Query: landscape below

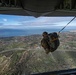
[0,32,76,75]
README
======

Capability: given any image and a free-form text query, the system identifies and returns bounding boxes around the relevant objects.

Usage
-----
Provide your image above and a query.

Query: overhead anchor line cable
[58,16,75,33]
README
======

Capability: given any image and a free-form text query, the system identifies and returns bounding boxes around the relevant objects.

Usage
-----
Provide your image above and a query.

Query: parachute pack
[48,32,60,51]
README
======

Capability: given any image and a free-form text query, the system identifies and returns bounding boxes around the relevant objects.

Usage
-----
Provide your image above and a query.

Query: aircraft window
[0,14,76,75]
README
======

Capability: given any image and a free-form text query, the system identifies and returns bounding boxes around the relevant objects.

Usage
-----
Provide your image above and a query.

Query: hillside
[0,32,76,75]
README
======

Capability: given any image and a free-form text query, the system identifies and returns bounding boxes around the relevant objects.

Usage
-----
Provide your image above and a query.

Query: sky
[0,14,76,30]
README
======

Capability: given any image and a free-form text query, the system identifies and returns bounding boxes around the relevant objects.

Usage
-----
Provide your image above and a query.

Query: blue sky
[0,14,76,30]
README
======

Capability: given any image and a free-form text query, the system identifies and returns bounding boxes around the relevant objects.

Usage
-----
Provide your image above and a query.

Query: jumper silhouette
[41,32,60,54]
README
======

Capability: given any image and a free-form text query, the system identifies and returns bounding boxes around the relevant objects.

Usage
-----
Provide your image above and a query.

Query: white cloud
[3,18,7,22]
[0,17,76,29]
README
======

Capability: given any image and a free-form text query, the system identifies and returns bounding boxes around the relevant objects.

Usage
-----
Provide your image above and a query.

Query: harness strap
[50,38,58,42]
